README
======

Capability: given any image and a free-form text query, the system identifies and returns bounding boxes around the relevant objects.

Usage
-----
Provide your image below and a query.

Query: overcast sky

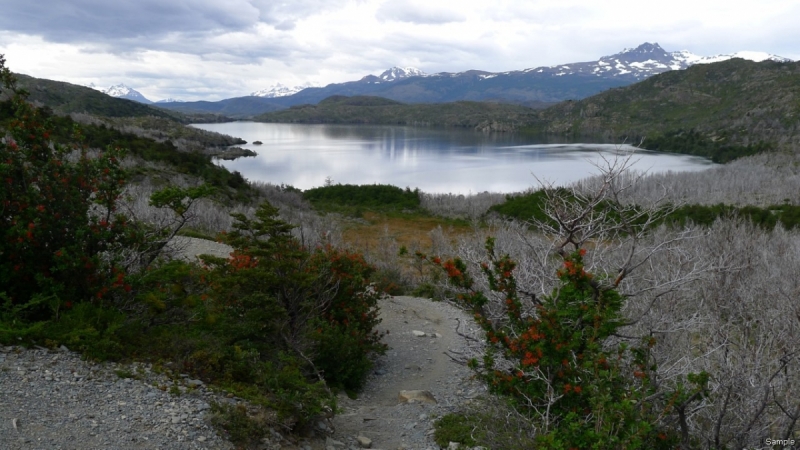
[1,0,798,101]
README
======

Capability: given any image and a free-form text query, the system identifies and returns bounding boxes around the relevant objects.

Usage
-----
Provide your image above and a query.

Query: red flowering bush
[427,238,709,448]
[309,245,387,392]
[1,55,135,321]
[200,202,386,398]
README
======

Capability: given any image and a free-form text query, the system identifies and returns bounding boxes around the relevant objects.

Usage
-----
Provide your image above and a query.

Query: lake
[191,122,714,194]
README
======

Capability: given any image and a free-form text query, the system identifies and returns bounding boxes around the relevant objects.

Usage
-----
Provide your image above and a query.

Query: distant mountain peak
[623,42,665,53]
[377,67,427,81]
[99,83,152,104]
[251,82,319,98]
[155,98,184,103]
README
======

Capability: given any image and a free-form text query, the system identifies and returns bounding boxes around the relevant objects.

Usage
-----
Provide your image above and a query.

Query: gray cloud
[376,1,466,24]
[0,0,347,50]
[0,0,258,42]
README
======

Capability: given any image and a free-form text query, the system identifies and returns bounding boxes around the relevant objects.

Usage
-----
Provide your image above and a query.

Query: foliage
[303,183,421,214]
[426,239,709,448]
[489,188,649,232]
[310,245,388,391]
[642,129,772,163]
[0,55,137,321]
[665,202,800,230]
[433,400,539,450]
[491,187,800,232]
[204,203,386,393]
[209,402,279,447]
[433,413,480,447]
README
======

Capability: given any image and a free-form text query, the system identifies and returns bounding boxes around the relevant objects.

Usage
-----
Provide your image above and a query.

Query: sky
[1,0,798,102]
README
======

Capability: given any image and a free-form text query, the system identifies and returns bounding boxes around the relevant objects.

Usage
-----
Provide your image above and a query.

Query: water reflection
[191,122,714,194]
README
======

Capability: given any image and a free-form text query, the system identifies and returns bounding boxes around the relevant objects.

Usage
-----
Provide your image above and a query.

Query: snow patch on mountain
[691,50,791,65]
[378,67,427,81]
[155,98,184,103]
[251,82,320,98]
[95,84,153,104]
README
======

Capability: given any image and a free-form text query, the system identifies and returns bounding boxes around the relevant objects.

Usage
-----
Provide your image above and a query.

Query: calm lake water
[191,122,714,194]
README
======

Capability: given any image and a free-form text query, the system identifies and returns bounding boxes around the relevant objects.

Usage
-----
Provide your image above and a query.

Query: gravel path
[322,296,486,450]
[0,238,488,450]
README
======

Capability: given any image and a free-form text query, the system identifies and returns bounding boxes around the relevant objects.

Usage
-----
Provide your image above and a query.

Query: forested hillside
[533,58,800,157]
[255,95,541,131]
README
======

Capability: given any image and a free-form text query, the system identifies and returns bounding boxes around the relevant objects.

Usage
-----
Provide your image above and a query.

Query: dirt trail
[321,295,486,450]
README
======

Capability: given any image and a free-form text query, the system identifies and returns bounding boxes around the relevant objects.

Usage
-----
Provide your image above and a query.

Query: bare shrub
[421,191,508,219]
[438,152,800,446]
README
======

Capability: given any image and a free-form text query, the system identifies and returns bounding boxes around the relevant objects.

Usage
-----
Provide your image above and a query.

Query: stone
[356,435,372,448]
[397,390,437,404]
[412,330,426,337]
[325,437,345,447]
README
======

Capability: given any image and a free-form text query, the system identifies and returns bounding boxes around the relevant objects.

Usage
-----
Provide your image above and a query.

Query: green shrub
[1,64,137,319]
[303,183,421,213]
[427,239,709,448]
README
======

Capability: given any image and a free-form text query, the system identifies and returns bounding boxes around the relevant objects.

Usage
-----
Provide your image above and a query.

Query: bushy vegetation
[1,57,138,323]
[426,243,707,448]
[642,129,772,163]
[490,187,800,231]
[303,183,421,215]
[0,56,387,443]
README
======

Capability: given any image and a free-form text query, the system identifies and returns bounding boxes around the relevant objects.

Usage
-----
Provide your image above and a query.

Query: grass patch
[209,403,277,448]
[433,397,538,449]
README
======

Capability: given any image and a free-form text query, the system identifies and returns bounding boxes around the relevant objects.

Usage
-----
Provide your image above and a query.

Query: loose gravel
[0,346,234,450]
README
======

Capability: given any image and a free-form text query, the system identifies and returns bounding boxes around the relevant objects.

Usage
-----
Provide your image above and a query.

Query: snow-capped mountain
[357,67,428,85]
[95,84,153,104]
[251,82,319,98]
[155,98,184,103]
[377,67,426,81]
[521,43,792,81]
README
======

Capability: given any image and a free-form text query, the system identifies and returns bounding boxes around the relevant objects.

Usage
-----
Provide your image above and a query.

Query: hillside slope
[255,95,541,131]
[13,74,227,123]
[533,59,800,150]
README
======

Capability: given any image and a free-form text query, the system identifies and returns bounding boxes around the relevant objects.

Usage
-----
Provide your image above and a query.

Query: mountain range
[100,43,791,118]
